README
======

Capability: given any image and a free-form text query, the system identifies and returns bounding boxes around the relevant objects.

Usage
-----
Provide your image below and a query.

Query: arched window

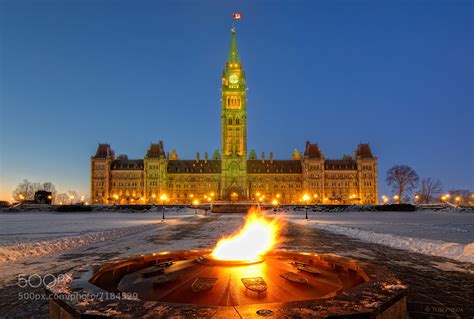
[236,118,240,125]
[228,117,232,125]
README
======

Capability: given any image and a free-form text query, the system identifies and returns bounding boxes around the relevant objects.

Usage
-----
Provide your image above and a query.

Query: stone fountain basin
[47,249,408,318]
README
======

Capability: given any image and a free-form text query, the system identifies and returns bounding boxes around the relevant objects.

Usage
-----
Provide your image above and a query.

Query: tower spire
[227,29,240,63]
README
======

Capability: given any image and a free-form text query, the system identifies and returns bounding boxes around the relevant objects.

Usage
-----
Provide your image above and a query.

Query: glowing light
[455,196,461,202]
[271,199,278,206]
[211,209,284,261]
[256,192,261,197]
[302,194,310,202]
[160,194,168,202]
[276,193,281,198]
[152,194,156,198]
[192,199,200,206]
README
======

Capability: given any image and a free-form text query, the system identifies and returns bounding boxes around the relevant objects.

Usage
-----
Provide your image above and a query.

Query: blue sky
[1,0,472,200]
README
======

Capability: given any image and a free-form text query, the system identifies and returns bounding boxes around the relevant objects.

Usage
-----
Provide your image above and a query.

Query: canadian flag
[232,13,242,19]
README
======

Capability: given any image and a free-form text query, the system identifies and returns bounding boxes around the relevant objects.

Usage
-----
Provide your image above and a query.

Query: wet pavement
[0,214,472,318]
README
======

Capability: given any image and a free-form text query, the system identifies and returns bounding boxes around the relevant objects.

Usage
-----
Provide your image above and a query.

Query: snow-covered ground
[279,209,474,263]
[1,209,472,267]
[0,208,200,263]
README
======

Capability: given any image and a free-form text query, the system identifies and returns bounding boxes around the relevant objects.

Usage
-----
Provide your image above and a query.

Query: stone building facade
[91,29,378,205]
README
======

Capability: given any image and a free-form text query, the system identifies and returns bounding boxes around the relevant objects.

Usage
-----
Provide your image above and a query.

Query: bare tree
[12,179,35,200]
[448,189,472,206]
[41,182,57,195]
[67,190,78,204]
[386,165,419,203]
[12,180,58,201]
[55,193,69,205]
[417,178,443,204]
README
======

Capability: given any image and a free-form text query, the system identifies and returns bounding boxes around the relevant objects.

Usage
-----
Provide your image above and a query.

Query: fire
[211,208,284,261]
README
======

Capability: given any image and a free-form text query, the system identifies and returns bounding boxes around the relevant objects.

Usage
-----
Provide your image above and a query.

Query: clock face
[229,74,239,84]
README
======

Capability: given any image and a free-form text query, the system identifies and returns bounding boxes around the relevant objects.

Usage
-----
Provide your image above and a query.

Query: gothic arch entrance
[226,184,244,201]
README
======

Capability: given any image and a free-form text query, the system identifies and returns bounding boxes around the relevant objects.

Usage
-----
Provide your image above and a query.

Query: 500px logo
[17,273,68,289]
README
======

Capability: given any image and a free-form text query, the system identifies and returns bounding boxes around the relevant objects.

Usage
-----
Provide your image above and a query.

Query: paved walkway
[0,214,472,318]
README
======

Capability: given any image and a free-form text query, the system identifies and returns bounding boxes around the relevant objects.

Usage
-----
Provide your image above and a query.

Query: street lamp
[455,196,461,205]
[192,199,200,215]
[160,194,168,220]
[69,195,75,205]
[302,194,310,220]
[393,195,399,204]
[271,199,279,214]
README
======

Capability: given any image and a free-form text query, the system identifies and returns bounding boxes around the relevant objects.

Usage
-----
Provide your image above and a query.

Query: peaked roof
[93,144,113,158]
[325,159,357,171]
[304,141,322,159]
[227,29,240,63]
[167,160,221,174]
[355,144,373,158]
[145,141,165,159]
[247,160,302,174]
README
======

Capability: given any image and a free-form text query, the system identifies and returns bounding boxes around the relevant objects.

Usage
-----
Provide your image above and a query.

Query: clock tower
[221,28,248,200]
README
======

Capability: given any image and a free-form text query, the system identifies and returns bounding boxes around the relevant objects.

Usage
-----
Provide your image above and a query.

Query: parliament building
[91,29,378,205]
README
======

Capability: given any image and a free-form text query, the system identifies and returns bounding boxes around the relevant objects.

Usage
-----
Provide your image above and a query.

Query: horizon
[1,0,473,201]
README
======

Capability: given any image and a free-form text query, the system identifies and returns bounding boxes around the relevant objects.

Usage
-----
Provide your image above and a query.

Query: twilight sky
[0,0,473,200]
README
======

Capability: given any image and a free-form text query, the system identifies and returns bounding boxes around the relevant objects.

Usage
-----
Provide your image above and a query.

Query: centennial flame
[211,208,284,261]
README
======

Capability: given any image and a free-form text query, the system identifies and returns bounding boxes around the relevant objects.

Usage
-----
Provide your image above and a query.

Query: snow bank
[300,221,474,263]
[0,223,161,264]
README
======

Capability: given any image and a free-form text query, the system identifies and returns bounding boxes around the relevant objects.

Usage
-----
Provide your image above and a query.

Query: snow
[279,209,474,263]
[0,208,472,279]
[0,209,200,264]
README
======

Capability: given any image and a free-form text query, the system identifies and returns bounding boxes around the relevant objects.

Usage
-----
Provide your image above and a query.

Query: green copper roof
[227,29,240,63]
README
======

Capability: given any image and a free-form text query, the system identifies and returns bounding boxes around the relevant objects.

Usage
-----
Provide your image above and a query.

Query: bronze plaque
[297,265,322,276]
[280,271,308,284]
[152,273,177,286]
[191,277,218,292]
[241,277,267,292]
[142,266,165,278]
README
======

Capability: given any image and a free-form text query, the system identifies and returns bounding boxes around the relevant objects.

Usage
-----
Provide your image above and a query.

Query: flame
[211,208,284,261]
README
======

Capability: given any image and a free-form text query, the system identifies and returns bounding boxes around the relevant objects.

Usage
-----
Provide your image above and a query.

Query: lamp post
[160,194,168,220]
[393,195,399,204]
[271,199,279,214]
[455,196,461,206]
[302,194,310,220]
[192,199,200,215]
